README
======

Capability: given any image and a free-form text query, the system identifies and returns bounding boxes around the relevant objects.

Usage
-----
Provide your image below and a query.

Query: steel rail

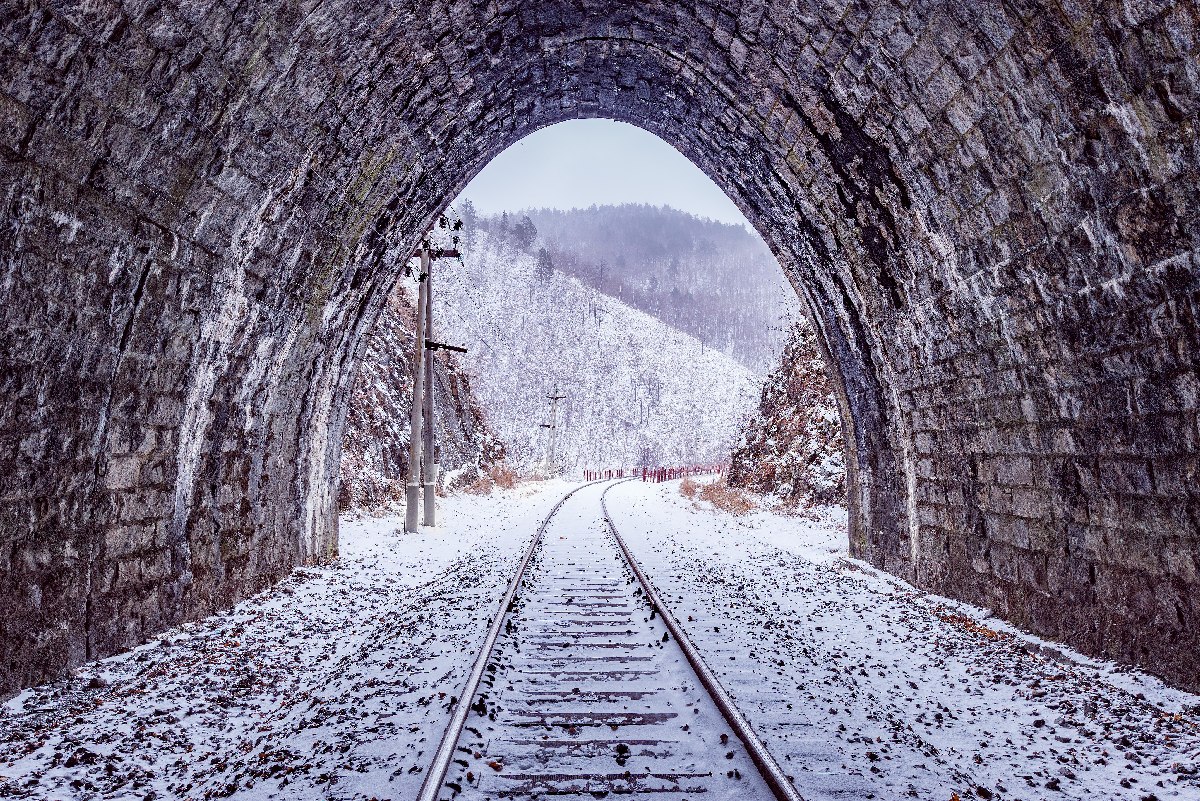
[601,479,807,801]
[415,479,608,801]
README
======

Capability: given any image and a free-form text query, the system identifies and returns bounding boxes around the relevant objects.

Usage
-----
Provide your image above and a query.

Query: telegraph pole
[405,245,430,534]
[422,255,437,526]
[542,389,566,475]
[403,237,462,533]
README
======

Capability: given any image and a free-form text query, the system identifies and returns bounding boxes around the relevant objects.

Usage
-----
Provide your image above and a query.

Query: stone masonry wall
[1,0,1197,695]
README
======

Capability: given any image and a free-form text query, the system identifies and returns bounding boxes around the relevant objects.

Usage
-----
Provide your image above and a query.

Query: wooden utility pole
[403,238,462,533]
[422,254,437,526]
[542,389,566,475]
[404,245,431,534]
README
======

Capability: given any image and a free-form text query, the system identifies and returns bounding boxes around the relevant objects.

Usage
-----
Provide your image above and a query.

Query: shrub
[461,475,494,495]
[698,479,755,516]
[449,462,518,496]
[489,463,517,489]
[679,477,699,498]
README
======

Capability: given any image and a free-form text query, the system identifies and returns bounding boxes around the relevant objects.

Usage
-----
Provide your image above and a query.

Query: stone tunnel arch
[1,1,1197,696]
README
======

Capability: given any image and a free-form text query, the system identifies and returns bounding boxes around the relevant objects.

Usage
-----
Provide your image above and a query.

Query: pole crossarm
[425,339,467,353]
[410,248,460,260]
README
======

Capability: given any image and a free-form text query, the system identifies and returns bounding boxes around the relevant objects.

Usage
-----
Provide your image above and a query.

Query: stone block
[1099,458,1154,496]
[995,455,1034,486]
[103,456,143,491]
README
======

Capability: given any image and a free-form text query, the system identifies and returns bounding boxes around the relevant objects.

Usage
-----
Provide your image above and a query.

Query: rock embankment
[728,318,845,508]
[338,283,503,509]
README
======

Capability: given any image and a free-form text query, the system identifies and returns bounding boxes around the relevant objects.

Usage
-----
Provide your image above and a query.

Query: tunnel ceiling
[1,0,1198,695]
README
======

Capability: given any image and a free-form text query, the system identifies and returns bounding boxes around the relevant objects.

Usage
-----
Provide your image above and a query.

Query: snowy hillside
[434,231,759,473]
[519,204,801,373]
[463,203,801,371]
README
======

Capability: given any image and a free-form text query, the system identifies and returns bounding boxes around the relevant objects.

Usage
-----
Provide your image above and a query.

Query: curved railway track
[417,478,803,801]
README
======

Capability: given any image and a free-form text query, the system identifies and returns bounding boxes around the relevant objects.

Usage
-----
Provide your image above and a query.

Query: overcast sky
[454,119,748,226]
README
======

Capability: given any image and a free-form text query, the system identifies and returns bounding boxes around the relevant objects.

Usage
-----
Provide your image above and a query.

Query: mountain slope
[435,230,758,473]
[468,203,800,374]
[727,317,845,506]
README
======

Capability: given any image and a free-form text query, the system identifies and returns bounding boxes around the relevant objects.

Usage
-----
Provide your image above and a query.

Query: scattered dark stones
[63,747,99,768]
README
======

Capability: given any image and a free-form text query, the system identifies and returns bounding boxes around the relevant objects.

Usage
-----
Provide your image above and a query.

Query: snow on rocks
[337,279,503,510]
[606,479,1200,800]
[727,316,845,508]
[0,483,571,800]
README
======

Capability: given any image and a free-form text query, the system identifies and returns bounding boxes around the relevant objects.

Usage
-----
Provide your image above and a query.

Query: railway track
[417,479,802,800]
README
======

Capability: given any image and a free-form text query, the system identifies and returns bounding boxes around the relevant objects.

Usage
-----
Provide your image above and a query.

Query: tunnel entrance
[338,118,844,520]
[1,1,1197,696]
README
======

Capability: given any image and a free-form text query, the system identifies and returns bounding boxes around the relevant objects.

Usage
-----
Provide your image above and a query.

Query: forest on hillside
[456,202,800,374]
[434,227,759,472]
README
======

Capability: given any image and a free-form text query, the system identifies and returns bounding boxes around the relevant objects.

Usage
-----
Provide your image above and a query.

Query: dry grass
[697,479,755,516]
[489,463,517,489]
[459,463,518,495]
[461,475,494,495]
[678,477,699,498]
[937,612,1002,640]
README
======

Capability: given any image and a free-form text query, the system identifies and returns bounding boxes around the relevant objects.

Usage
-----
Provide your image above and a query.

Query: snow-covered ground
[3,481,1197,800]
[608,479,1200,800]
[0,483,573,800]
